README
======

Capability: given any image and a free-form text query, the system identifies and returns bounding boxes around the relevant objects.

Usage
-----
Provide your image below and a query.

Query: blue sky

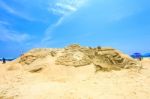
[0,0,150,58]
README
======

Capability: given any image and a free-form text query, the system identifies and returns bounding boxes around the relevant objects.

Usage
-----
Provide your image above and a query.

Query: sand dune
[0,45,149,99]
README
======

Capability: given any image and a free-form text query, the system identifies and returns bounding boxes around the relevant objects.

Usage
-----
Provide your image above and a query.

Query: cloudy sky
[0,0,150,58]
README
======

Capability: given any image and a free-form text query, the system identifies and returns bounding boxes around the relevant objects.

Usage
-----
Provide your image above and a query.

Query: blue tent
[131,53,142,59]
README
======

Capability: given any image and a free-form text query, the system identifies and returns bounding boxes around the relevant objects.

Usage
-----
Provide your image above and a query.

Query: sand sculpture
[17,44,141,72]
[1,44,149,99]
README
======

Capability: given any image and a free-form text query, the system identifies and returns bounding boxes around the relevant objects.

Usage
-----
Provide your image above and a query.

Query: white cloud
[0,1,34,21]
[0,24,30,43]
[51,0,88,24]
[50,0,87,16]
[38,16,64,47]
[56,2,77,12]
[40,0,88,46]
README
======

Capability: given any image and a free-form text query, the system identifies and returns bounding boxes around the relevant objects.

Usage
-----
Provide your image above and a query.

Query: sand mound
[55,44,141,71]
[18,48,57,65]
[13,44,141,72]
[56,44,92,66]
[1,45,150,99]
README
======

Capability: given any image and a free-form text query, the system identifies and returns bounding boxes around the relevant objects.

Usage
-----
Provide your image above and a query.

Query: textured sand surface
[0,45,149,99]
[0,58,150,99]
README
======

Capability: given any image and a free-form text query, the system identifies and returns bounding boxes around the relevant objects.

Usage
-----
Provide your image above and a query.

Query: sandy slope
[0,59,150,99]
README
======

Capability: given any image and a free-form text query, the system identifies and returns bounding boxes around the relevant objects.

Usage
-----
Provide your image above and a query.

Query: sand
[0,45,149,99]
[0,58,150,99]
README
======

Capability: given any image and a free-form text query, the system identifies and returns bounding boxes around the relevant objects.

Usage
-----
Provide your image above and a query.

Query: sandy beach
[1,0,150,99]
[0,46,150,99]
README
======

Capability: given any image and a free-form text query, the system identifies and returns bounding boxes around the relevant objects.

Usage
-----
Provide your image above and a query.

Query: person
[2,57,6,64]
